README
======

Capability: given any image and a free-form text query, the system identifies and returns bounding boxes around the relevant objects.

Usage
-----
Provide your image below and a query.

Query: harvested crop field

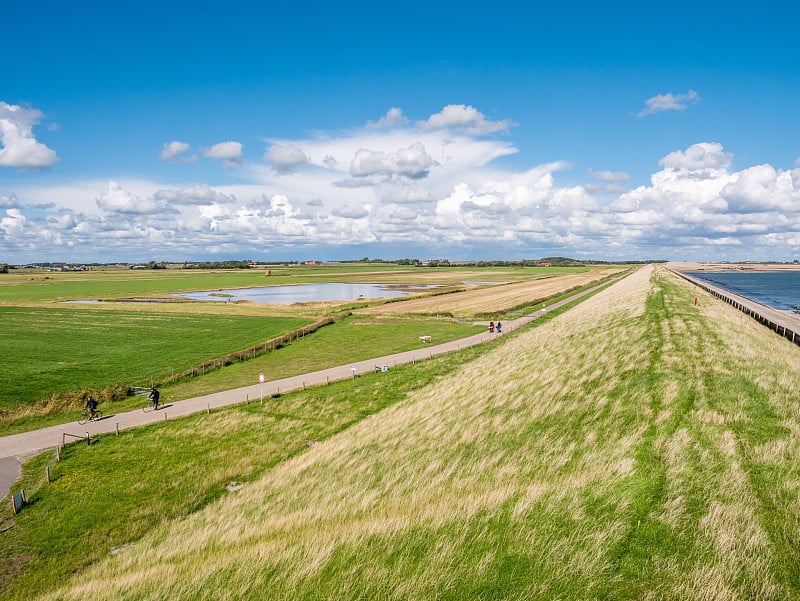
[363,268,623,317]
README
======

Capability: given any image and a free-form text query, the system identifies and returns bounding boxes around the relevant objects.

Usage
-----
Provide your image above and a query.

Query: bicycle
[78,408,103,425]
[142,397,160,412]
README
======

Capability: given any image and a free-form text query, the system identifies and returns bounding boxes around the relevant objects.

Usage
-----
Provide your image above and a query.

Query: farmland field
[365,268,623,316]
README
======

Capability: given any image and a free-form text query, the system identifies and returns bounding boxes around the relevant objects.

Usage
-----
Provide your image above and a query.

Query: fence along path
[0,271,630,497]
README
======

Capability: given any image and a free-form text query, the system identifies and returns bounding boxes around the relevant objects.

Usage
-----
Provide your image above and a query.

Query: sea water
[687,270,800,312]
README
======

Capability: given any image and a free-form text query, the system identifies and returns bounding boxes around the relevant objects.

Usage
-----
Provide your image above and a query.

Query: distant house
[537,261,552,267]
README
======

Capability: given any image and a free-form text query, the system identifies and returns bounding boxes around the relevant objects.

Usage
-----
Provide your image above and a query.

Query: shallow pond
[174,282,438,304]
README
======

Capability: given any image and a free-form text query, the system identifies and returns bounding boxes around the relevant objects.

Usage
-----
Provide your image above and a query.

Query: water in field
[687,270,800,312]
[174,282,438,304]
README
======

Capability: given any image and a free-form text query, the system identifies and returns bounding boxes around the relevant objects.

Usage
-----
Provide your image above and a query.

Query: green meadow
[3,265,800,599]
[0,305,313,408]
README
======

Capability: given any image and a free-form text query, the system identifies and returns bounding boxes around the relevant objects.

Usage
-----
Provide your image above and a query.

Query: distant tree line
[180,260,251,270]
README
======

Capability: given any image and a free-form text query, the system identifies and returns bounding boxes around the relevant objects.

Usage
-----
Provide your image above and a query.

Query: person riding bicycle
[147,387,160,410]
[85,396,99,419]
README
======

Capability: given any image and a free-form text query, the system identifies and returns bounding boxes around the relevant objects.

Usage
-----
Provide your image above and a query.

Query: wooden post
[86,432,90,446]
[116,423,119,435]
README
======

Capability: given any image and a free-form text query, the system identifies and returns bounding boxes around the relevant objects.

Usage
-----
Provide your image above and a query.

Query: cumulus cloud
[659,142,732,173]
[367,107,408,129]
[264,144,309,173]
[349,142,436,179]
[0,102,58,168]
[721,164,800,214]
[0,208,26,236]
[332,204,370,219]
[417,104,511,135]
[159,141,197,163]
[155,183,235,206]
[203,141,243,167]
[638,90,700,116]
[6,98,800,263]
[96,181,164,214]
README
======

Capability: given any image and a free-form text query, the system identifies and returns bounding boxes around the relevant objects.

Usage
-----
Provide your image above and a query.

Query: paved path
[0,275,623,499]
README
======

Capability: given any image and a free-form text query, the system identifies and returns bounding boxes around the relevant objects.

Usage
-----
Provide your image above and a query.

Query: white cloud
[155,184,235,206]
[0,102,58,168]
[638,90,700,117]
[0,208,26,236]
[349,142,436,179]
[367,107,408,129]
[203,141,243,167]
[417,104,512,135]
[6,99,800,263]
[722,164,800,214]
[96,181,164,214]
[332,204,370,219]
[659,142,732,173]
[160,141,197,163]
[263,144,309,173]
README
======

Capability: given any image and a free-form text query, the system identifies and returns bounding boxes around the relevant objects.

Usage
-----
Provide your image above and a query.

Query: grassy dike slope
[39,265,800,600]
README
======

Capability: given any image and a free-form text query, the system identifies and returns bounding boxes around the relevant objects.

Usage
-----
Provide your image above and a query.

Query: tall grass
[12,265,800,599]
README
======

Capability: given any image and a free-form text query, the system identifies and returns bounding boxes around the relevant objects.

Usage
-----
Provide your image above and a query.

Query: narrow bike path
[0,274,626,498]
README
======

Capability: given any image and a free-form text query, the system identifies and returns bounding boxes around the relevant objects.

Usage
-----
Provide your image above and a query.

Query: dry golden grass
[363,268,623,317]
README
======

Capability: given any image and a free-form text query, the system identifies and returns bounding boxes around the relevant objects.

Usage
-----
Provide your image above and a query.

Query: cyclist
[148,387,161,410]
[85,396,99,420]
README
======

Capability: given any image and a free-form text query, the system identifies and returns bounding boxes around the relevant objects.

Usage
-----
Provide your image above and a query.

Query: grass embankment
[11,263,800,600]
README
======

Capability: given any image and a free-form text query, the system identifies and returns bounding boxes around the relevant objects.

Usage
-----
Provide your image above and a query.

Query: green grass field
[4,266,800,599]
[0,306,313,408]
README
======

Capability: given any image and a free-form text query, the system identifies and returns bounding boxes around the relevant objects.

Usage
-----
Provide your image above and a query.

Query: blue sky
[2,1,799,263]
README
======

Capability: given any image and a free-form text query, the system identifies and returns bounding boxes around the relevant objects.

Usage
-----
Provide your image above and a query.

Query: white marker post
[351,365,358,379]
[259,372,265,404]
